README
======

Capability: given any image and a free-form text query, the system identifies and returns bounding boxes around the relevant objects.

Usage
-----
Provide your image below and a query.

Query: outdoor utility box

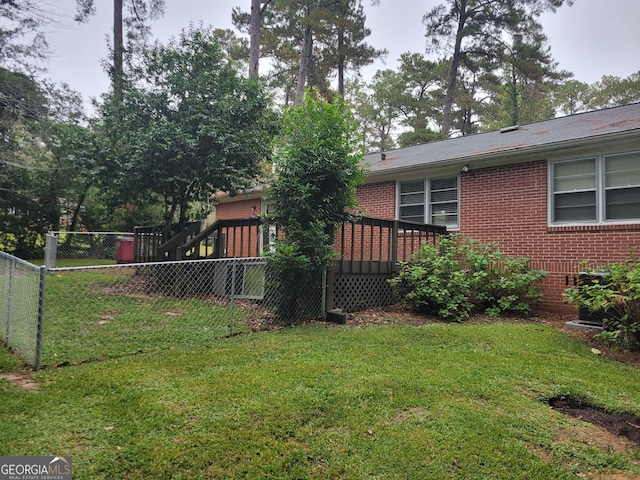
[116,237,134,264]
[577,271,609,326]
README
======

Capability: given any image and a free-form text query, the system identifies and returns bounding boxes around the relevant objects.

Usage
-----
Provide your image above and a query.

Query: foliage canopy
[101,26,278,233]
[266,90,365,321]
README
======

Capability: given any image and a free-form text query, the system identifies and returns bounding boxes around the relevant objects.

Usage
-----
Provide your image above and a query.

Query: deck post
[392,220,399,267]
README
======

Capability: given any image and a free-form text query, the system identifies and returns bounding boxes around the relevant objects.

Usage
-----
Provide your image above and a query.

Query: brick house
[215,103,640,312]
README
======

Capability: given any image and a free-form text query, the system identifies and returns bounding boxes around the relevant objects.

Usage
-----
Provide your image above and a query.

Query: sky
[44,0,640,114]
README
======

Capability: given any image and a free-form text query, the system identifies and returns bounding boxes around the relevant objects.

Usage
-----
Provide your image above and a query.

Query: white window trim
[397,175,460,229]
[548,152,640,226]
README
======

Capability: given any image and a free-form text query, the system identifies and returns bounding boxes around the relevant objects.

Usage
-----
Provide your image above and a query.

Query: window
[605,152,640,220]
[398,176,459,228]
[552,158,597,222]
[550,152,640,224]
[399,180,425,223]
[430,177,459,227]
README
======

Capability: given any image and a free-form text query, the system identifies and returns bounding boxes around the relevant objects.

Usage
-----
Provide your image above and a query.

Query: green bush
[389,235,546,322]
[264,241,325,322]
[564,254,640,351]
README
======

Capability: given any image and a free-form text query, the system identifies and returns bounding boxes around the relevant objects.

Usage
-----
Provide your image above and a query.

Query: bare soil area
[549,397,640,447]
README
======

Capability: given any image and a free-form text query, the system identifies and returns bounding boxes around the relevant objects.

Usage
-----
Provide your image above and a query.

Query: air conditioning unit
[577,271,609,327]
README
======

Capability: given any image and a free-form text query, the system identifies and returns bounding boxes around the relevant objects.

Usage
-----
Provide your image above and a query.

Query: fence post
[6,257,15,344]
[228,258,237,336]
[35,266,46,370]
[321,268,327,319]
[45,232,58,268]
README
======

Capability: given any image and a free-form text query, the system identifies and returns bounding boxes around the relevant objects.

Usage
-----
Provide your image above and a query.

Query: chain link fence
[45,231,135,267]
[1,256,324,368]
[0,252,45,368]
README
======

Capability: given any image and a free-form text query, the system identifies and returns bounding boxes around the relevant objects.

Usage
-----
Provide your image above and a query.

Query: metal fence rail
[45,231,135,267]
[0,252,45,369]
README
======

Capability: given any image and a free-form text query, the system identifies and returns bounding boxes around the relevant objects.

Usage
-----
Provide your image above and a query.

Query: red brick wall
[354,181,396,218]
[459,160,640,312]
[215,166,640,312]
[215,198,261,220]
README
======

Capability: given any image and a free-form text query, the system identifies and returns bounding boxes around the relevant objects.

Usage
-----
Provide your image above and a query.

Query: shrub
[564,253,640,351]
[264,241,324,322]
[390,235,546,322]
[264,90,364,324]
[460,239,545,317]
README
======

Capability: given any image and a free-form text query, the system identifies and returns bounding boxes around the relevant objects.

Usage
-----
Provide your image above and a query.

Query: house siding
[214,198,263,257]
[354,160,640,312]
[214,159,640,313]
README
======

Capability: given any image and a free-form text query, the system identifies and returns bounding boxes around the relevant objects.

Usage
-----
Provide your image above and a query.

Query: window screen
[605,152,640,220]
[430,177,459,228]
[399,180,425,223]
[552,158,597,223]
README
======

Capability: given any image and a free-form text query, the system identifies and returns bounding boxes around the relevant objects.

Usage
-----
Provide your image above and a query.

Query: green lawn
[42,269,243,366]
[1,321,639,479]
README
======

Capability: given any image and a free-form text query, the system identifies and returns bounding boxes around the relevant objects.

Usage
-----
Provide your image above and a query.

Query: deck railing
[134,216,446,267]
[334,216,447,273]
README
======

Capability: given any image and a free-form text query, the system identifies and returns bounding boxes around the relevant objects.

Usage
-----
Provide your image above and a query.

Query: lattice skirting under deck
[331,273,395,313]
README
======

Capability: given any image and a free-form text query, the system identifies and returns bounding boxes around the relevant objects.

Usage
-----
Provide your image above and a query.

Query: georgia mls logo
[0,456,72,480]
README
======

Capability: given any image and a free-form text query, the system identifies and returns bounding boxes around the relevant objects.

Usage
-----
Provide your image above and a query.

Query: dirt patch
[0,370,39,392]
[549,397,640,447]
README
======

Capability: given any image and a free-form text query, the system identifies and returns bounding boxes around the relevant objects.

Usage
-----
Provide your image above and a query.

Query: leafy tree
[553,79,591,115]
[324,0,386,97]
[0,68,49,257]
[490,16,570,128]
[101,26,278,235]
[394,53,446,133]
[266,89,365,321]
[587,72,640,110]
[234,0,383,104]
[423,0,573,135]
[392,53,449,144]
[346,70,401,152]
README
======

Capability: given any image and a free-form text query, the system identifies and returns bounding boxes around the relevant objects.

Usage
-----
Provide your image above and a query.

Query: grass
[1,320,639,479]
[42,269,242,366]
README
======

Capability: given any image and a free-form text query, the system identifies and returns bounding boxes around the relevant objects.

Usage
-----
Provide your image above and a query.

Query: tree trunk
[295,23,314,105]
[441,0,467,135]
[337,29,345,96]
[68,190,88,234]
[113,0,124,100]
[249,0,262,79]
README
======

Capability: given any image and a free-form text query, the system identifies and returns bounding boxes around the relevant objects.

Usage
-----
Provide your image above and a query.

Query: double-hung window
[551,152,640,224]
[398,176,459,228]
